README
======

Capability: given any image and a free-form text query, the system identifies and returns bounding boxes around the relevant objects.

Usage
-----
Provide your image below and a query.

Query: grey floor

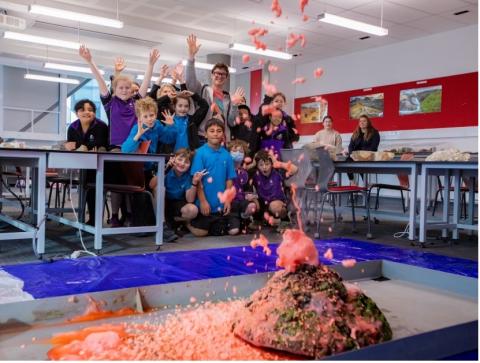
[0,190,477,266]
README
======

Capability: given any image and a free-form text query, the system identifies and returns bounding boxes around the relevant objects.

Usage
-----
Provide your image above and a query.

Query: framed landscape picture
[399,85,442,115]
[349,93,384,119]
[300,101,328,123]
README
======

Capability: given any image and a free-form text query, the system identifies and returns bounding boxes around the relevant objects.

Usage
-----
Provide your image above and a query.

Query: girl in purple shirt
[79,45,160,227]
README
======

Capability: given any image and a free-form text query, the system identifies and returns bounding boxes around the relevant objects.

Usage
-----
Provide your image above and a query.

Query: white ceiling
[0,0,477,76]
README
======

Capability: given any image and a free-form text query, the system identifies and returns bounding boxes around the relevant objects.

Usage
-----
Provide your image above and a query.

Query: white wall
[295,25,478,97]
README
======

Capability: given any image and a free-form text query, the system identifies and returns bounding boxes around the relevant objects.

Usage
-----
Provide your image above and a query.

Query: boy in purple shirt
[252,149,298,226]
[226,139,259,234]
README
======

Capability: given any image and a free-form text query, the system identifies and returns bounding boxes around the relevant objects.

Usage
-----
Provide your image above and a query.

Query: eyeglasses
[213,71,228,78]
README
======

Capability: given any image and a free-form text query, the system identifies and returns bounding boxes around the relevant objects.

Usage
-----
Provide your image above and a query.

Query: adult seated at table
[304,115,342,160]
[343,114,380,186]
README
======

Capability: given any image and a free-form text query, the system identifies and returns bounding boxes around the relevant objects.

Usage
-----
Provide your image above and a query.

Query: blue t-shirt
[190,143,236,213]
[165,169,192,201]
[173,115,189,151]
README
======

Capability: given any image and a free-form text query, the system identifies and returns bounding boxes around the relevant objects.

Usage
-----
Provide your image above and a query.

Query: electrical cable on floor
[1,176,25,220]
[393,223,410,239]
[68,170,96,259]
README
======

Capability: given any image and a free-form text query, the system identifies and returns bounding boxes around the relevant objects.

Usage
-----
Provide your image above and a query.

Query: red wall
[293,72,478,136]
[249,69,262,114]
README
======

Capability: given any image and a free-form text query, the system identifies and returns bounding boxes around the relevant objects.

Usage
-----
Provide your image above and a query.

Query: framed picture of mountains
[300,101,328,123]
[349,93,384,119]
[399,85,442,115]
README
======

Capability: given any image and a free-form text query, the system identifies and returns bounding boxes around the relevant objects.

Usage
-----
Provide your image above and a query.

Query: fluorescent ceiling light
[25,73,80,85]
[229,43,293,60]
[318,13,388,36]
[29,5,123,28]
[3,31,80,49]
[181,60,237,73]
[44,62,104,75]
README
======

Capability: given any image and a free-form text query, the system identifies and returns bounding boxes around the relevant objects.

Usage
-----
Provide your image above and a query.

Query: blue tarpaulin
[1,238,477,299]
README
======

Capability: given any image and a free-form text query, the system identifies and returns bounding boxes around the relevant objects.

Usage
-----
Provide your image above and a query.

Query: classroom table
[312,158,478,244]
[0,148,47,256]
[329,159,419,241]
[0,148,166,257]
[418,161,478,244]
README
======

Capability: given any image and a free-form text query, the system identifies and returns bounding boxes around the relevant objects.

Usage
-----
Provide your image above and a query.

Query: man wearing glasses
[185,34,244,144]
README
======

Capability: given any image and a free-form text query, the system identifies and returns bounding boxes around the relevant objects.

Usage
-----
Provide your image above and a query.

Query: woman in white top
[306,115,342,159]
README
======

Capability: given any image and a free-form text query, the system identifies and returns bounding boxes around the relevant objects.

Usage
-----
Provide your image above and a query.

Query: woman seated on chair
[344,114,380,186]
[305,115,342,160]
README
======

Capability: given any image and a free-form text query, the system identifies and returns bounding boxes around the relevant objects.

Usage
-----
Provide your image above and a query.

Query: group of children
[70,35,300,239]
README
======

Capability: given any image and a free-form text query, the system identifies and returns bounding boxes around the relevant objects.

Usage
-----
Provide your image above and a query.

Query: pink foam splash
[276,229,319,273]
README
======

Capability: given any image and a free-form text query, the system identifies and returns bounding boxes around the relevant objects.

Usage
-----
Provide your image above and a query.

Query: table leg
[452,170,461,240]
[408,164,417,241]
[36,155,46,255]
[466,177,475,232]
[419,165,428,244]
[94,158,104,251]
[155,158,165,246]
[441,171,450,239]
[78,170,86,223]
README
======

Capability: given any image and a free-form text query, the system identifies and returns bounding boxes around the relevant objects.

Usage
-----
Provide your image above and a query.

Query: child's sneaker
[109,215,123,228]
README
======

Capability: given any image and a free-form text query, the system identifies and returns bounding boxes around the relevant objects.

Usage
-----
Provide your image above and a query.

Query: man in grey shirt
[185,34,245,143]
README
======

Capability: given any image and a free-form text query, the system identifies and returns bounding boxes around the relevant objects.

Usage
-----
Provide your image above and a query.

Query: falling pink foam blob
[342,259,357,268]
[242,54,250,64]
[314,67,324,78]
[323,248,334,260]
[292,77,306,84]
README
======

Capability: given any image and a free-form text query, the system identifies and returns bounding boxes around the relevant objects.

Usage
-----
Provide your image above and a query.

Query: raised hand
[159,64,169,80]
[149,49,160,66]
[161,110,174,125]
[114,57,126,73]
[231,87,246,105]
[78,45,92,63]
[186,34,201,60]
[134,120,151,141]
[172,62,185,83]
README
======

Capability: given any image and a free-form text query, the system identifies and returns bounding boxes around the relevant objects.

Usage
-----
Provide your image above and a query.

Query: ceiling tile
[387,0,470,14]
[440,4,478,25]
[404,15,467,33]
[351,1,431,24]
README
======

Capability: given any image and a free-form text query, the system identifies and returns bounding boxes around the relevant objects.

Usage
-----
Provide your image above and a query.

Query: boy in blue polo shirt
[188,118,236,236]
[164,148,204,231]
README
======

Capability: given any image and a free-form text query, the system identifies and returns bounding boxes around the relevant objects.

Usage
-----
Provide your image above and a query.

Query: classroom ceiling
[0,0,477,75]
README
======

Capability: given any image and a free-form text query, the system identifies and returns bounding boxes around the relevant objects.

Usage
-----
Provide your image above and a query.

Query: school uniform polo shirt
[101,92,140,146]
[165,169,192,201]
[253,169,286,203]
[191,143,236,213]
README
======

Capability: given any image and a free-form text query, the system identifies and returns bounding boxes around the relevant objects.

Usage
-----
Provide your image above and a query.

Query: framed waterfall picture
[399,85,442,115]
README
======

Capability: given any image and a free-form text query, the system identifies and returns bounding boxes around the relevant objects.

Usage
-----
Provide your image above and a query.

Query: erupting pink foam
[276,229,319,272]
